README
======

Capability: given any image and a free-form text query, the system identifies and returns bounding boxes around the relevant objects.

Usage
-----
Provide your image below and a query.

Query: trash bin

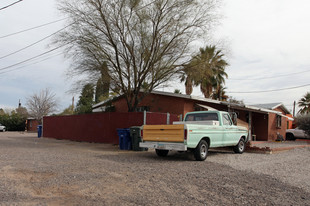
[117,128,131,150]
[130,126,147,151]
[37,125,42,138]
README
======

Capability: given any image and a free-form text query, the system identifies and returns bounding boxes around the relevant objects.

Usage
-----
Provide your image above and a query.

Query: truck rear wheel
[194,140,208,161]
[233,138,245,154]
[155,149,169,157]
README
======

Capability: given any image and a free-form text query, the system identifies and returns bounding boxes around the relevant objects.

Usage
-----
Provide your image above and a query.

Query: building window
[276,115,282,128]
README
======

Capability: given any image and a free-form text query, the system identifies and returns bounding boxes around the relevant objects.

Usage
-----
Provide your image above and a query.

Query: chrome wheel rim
[239,141,244,151]
[200,144,207,158]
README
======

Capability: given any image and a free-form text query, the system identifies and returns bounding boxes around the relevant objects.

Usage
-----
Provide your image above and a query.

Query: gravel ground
[0,132,310,205]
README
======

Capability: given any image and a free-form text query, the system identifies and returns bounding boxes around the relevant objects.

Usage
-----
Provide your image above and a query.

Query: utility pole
[293,101,296,117]
[72,97,75,113]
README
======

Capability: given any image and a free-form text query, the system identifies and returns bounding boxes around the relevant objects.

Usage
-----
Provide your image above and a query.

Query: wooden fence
[43,112,180,144]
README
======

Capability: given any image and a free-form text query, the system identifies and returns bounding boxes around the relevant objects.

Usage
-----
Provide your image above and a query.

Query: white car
[0,123,5,132]
[286,128,309,140]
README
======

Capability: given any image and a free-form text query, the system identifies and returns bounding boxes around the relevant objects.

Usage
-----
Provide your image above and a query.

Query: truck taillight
[140,129,143,138]
[184,129,187,140]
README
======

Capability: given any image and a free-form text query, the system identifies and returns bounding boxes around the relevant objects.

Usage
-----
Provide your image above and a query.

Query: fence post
[167,112,170,125]
[143,110,147,125]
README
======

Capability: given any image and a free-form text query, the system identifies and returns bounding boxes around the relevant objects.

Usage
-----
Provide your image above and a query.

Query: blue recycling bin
[37,125,42,138]
[117,128,131,150]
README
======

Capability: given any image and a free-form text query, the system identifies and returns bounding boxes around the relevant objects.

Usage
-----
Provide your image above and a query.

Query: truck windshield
[185,113,218,121]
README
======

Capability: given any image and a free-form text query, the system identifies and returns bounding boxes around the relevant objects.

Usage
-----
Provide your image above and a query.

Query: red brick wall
[43,112,179,144]
[27,119,39,132]
[268,113,287,141]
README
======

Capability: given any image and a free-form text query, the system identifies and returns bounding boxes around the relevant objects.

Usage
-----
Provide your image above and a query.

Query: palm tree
[194,46,228,98]
[298,92,310,114]
[180,60,200,95]
[181,45,228,98]
[211,85,228,101]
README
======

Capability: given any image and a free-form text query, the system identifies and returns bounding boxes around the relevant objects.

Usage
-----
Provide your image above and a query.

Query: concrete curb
[246,141,310,154]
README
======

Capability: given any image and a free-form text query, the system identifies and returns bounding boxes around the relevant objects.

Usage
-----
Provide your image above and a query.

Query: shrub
[296,114,310,136]
[0,110,27,131]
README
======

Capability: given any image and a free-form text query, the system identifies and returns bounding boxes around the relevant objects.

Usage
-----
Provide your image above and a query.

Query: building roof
[93,90,288,115]
[250,102,290,114]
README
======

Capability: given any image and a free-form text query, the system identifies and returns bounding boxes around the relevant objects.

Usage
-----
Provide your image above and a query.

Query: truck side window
[222,114,232,126]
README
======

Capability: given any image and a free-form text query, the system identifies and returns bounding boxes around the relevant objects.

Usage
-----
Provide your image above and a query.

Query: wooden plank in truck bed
[143,124,184,142]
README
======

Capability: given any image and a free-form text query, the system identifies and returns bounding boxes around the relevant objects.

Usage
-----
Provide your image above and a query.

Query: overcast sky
[1,0,309,114]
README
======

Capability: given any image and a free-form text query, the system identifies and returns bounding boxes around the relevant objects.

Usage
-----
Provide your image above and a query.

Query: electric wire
[0,51,64,75]
[227,83,310,94]
[0,18,67,39]
[228,69,310,81]
[0,1,157,70]
[0,0,23,11]
[0,25,70,60]
[0,44,65,71]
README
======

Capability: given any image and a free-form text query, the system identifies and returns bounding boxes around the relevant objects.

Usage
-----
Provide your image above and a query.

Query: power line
[228,69,310,81]
[0,0,156,73]
[0,51,64,75]
[0,44,65,71]
[227,83,310,94]
[0,18,67,39]
[0,0,23,11]
[0,24,71,60]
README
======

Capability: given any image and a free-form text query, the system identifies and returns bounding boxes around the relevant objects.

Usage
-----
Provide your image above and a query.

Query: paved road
[0,132,309,205]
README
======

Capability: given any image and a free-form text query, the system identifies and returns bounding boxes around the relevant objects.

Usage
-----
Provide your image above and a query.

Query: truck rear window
[185,113,219,121]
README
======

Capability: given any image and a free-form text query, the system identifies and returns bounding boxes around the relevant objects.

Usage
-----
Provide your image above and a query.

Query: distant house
[26,118,39,132]
[93,91,294,141]
[251,103,294,130]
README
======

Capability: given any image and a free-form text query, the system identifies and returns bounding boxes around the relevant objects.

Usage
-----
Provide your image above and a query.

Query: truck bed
[143,124,185,142]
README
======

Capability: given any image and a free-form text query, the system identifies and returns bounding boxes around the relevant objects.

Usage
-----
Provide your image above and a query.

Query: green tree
[181,45,228,98]
[296,114,310,136]
[174,89,182,94]
[211,85,228,101]
[227,96,244,105]
[59,105,75,116]
[54,0,221,111]
[75,84,94,114]
[0,109,27,131]
[298,92,310,114]
[95,62,110,103]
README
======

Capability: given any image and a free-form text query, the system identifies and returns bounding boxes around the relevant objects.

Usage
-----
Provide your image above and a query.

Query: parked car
[0,123,5,132]
[286,128,309,140]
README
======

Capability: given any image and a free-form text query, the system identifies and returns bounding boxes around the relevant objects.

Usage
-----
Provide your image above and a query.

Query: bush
[0,111,27,131]
[297,114,310,136]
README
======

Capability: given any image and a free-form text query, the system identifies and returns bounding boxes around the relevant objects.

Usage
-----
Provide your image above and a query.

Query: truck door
[222,113,239,145]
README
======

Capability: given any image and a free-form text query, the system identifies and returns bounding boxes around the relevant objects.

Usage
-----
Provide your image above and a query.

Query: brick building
[93,91,294,141]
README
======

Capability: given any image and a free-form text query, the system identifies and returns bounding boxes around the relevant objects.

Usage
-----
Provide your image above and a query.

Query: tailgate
[143,124,185,142]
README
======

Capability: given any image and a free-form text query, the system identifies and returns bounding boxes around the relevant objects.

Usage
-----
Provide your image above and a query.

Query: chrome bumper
[139,141,187,151]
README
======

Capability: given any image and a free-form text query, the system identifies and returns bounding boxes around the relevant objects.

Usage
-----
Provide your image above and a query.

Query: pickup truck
[139,111,248,161]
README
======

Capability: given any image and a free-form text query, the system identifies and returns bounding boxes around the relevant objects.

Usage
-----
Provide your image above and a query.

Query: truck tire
[155,149,169,157]
[233,138,245,154]
[194,140,208,161]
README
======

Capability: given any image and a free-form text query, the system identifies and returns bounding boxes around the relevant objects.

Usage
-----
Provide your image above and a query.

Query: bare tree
[55,0,221,111]
[26,89,58,124]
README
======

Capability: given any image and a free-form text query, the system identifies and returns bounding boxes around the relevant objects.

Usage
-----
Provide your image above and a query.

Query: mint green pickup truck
[139,111,248,161]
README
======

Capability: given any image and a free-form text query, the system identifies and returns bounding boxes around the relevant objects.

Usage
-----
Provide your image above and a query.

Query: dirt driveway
[0,132,309,205]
